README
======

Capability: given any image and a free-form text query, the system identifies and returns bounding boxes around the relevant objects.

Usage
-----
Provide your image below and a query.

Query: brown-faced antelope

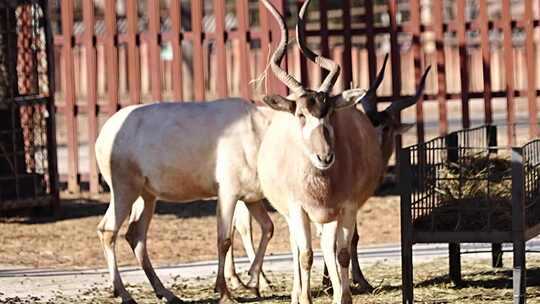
[258,1,430,303]
[95,99,274,304]
[317,54,431,291]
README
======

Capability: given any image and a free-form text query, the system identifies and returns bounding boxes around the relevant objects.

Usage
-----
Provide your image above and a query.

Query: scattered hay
[3,257,540,303]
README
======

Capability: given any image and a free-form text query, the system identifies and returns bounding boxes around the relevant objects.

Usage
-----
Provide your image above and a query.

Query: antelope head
[358,54,431,160]
[261,0,367,170]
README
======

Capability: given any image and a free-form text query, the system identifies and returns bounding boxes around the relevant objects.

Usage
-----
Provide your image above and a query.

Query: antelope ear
[330,89,367,110]
[263,95,296,113]
[396,123,414,134]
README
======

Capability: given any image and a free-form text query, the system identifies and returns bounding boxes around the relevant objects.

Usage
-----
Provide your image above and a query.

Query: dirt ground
[2,256,540,303]
[0,195,400,269]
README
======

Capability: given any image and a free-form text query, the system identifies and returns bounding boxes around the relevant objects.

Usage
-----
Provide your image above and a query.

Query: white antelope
[258,1,430,303]
[95,99,274,304]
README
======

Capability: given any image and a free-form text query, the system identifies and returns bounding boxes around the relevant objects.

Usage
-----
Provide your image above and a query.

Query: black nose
[317,153,334,165]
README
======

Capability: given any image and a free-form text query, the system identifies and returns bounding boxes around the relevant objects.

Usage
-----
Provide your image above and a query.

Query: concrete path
[2,241,540,300]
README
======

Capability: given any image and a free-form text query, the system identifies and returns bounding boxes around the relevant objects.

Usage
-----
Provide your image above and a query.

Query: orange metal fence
[52,0,540,195]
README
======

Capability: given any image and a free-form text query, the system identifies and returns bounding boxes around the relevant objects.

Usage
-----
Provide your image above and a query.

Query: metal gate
[0,0,58,211]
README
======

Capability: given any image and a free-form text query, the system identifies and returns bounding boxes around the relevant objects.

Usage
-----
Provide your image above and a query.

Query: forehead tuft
[300,92,332,118]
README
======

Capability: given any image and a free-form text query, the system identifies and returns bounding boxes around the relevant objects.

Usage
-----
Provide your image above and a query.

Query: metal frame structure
[400,125,540,304]
[0,0,59,212]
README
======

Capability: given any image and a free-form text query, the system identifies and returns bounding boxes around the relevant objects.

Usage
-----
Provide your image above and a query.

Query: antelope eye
[298,113,306,125]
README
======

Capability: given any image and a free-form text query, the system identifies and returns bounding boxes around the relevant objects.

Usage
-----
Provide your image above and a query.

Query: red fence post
[214,0,229,98]
[433,0,447,135]
[502,0,516,146]
[365,0,376,89]
[267,0,287,97]
[191,0,205,100]
[170,0,184,101]
[410,0,424,143]
[126,0,141,105]
[60,0,79,193]
[456,0,470,129]
[236,0,252,99]
[104,0,119,114]
[524,0,538,138]
[82,0,99,194]
[478,0,493,126]
[148,0,162,102]
[341,0,352,90]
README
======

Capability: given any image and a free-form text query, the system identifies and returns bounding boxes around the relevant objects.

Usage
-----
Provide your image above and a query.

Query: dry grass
[414,155,516,231]
[3,257,540,303]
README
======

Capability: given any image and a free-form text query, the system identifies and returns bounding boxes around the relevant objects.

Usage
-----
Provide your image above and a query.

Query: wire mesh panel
[402,125,540,237]
[523,139,540,230]
[0,0,58,211]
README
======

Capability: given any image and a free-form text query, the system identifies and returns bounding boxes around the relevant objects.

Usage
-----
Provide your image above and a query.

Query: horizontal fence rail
[50,0,540,195]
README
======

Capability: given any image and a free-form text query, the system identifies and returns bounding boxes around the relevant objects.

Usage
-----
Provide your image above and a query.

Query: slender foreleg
[350,224,374,293]
[288,205,313,304]
[321,221,341,304]
[244,201,274,294]
[335,207,357,304]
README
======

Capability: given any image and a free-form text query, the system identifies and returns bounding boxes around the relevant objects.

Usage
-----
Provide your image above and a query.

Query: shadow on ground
[0,199,222,224]
[0,199,281,224]
[369,265,540,296]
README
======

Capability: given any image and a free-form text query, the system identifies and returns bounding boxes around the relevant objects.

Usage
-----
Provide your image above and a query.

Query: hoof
[218,294,237,304]
[247,286,261,298]
[259,272,273,291]
[259,279,273,291]
[167,296,184,304]
[225,275,245,290]
[121,299,138,304]
[352,281,374,294]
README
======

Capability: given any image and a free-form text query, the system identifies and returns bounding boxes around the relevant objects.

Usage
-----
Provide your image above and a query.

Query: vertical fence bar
[365,0,377,88]
[319,0,330,87]
[433,0,447,135]
[126,0,141,104]
[341,0,352,89]
[236,0,252,99]
[170,0,184,101]
[258,1,271,96]
[148,0,162,101]
[214,0,228,98]
[456,0,470,129]
[270,0,287,96]
[104,0,119,114]
[410,0,424,143]
[60,0,78,193]
[399,148,414,304]
[191,0,205,100]
[296,1,309,86]
[524,0,538,138]
[43,0,60,205]
[478,0,492,125]
[502,0,516,145]
[82,0,99,194]
[389,0,403,168]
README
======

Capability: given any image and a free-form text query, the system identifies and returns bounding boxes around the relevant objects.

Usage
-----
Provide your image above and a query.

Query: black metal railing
[0,0,58,211]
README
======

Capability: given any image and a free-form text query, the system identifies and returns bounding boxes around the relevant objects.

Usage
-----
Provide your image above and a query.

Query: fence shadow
[367,265,540,296]
[0,199,278,224]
